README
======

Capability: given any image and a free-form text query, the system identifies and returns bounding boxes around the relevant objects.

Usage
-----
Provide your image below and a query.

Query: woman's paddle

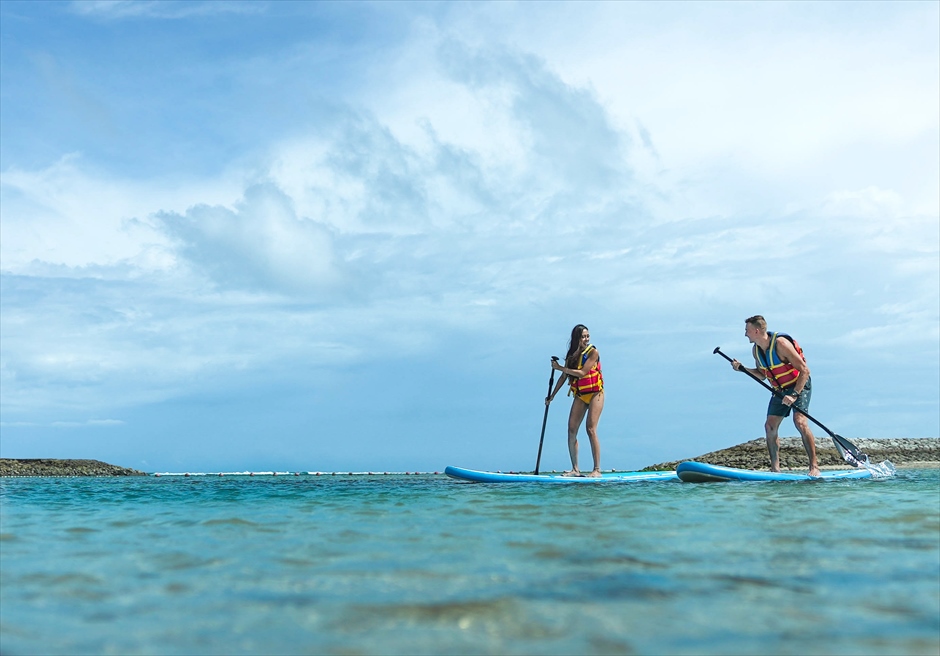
[534,357,560,475]
[713,347,867,467]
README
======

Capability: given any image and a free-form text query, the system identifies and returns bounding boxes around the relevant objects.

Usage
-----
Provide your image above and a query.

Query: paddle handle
[714,347,780,392]
[534,356,560,475]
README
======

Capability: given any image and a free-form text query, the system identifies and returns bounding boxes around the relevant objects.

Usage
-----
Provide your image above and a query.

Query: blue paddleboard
[675,461,872,483]
[444,466,678,483]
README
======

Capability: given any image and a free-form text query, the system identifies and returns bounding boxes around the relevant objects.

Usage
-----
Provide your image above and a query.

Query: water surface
[1,469,938,655]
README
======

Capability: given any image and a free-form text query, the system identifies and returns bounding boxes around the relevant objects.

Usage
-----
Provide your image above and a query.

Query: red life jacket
[755,332,805,390]
[569,345,604,396]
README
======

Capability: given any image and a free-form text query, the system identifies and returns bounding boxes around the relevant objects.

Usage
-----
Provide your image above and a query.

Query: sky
[1,0,938,474]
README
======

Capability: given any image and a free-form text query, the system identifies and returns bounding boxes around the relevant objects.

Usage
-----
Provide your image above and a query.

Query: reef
[0,459,148,477]
[643,437,939,471]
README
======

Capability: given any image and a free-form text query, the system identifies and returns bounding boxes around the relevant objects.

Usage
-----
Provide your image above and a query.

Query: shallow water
[1,469,938,655]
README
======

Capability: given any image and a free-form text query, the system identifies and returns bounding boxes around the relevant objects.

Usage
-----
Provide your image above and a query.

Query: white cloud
[0,154,245,272]
[1,2,937,467]
[155,183,342,294]
[821,187,905,220]
[515,3,939,166]
[69,0,263,20]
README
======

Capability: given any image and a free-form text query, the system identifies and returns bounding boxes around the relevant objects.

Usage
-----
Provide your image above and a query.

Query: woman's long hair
[565,324,588,369]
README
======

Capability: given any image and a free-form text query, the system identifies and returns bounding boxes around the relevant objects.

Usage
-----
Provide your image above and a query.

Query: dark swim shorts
[767,378,812,418]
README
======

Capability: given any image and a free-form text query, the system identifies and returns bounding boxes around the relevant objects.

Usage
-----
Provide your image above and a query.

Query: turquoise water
[1,470,938,655]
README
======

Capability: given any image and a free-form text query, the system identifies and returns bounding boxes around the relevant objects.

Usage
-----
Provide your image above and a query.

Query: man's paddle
[713,347,867,467]
[534,356,560,475]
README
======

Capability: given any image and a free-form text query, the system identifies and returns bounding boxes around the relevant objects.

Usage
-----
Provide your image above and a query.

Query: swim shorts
[767,377,811,418]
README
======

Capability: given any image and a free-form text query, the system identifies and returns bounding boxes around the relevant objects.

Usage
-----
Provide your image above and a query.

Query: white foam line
[304,471,437,476]
[153,471,295,477]
[151,471,442,477]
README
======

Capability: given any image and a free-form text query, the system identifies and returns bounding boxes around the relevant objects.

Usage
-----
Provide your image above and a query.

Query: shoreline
[2,438,938,477]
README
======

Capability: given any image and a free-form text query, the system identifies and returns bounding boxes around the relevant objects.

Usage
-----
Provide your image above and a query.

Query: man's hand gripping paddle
[713,347,868,467]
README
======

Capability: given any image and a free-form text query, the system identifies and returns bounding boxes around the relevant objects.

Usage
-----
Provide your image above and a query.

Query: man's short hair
[745,315,767,331]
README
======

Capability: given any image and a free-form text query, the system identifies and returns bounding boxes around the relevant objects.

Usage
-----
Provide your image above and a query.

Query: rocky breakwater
[0,459,148,477]
[644,437,940,471]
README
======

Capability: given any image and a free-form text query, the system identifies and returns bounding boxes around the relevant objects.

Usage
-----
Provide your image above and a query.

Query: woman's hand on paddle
[731,358,742,371]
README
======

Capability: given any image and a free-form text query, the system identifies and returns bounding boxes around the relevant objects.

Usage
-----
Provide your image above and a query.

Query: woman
[547,324,604,477]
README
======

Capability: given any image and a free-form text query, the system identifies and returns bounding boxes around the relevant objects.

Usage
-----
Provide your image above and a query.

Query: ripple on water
[14,571,112,602]
[200,516,260,526]
[17,571,103,586]
[149,552,227,571]
[337,596,523,630]
[531,570,682,602]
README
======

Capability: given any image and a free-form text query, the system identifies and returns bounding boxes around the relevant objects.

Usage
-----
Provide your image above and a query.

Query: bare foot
[809,467,821,477]
[585,469,602,478]
[562,469,582,477]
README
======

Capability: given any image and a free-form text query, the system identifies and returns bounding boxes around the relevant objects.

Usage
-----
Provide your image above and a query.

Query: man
[730,315,820,477]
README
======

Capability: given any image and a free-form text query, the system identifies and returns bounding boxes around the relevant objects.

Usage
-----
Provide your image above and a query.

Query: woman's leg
[583,392,604,476]
[565,399,589,476]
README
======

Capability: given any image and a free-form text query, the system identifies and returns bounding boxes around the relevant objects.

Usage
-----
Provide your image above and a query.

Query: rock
[642,438,940,471]
[0,459,148,477]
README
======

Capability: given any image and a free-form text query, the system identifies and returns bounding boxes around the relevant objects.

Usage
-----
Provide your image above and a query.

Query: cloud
[269,115,438,236]
[69,0,264,21]
[374,38,633,211]
[821,187,905,221]
[0,154,243,272]
[4,30,935,336]
[155,183,342,295]
[49,419,125,428]
[0,47,652,420]
[1,4,937,467]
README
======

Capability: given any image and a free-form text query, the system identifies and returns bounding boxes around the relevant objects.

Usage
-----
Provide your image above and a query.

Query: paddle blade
[831,433,866,468]
[831,433,897,477]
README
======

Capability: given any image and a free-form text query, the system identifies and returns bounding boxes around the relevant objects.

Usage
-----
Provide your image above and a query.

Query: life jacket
[569,345,604,396]
[754,332,805,390]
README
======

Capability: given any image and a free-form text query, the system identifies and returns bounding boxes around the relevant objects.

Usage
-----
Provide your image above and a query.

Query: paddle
[534,356,560,475]
[713,347,867,467]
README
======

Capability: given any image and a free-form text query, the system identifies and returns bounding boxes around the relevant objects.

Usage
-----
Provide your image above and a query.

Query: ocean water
[1,469,938,656]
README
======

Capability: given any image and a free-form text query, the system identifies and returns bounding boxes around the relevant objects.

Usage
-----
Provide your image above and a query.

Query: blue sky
[1,0,937,473]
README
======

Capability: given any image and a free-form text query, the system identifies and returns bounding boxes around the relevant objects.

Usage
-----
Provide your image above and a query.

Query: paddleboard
[676,461,872,483]
[444,466,678,483]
